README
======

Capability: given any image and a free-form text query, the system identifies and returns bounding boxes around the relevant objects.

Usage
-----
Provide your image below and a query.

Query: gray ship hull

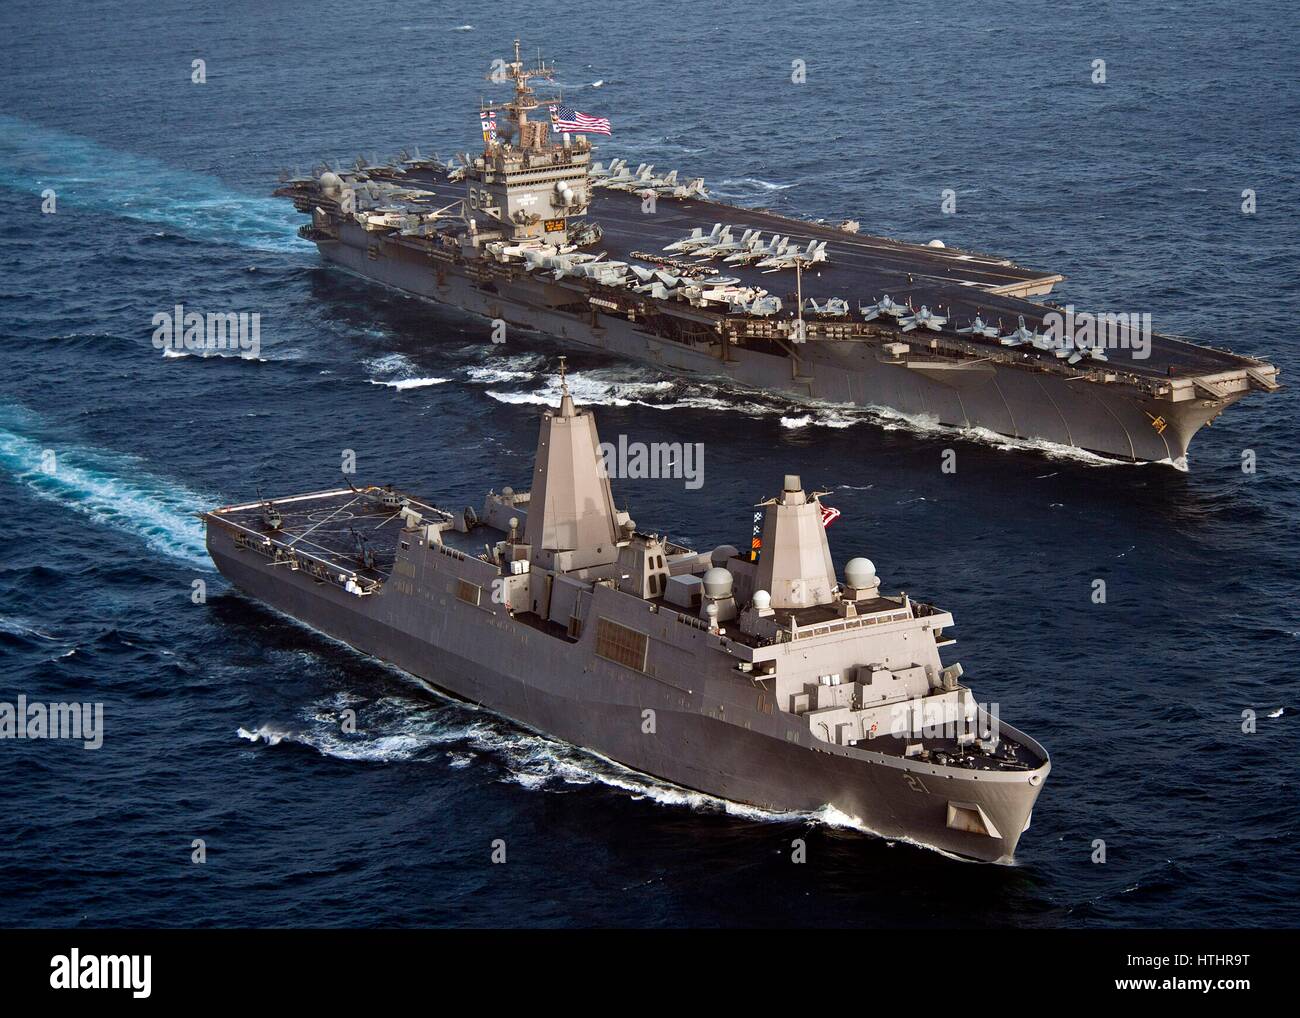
[209,527,1047,863]
[315,227,1231,464]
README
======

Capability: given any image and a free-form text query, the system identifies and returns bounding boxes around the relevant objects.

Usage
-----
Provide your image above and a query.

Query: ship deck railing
[227,527,381,596]
[779,606,914,643]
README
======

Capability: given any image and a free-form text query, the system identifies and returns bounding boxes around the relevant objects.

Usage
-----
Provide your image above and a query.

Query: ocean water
[1,0,1297,928]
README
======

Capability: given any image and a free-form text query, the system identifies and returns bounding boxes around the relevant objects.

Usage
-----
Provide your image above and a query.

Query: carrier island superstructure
[275,40,1280,466]
[205,375,1049,862]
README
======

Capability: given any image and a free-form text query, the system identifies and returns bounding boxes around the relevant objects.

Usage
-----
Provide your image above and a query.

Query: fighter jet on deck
[957,314,1000,339]
[757,239,828,272]
[899,305,948,332]
[860,295,911,321]
[663,223,725,254]
[805,297,850,317]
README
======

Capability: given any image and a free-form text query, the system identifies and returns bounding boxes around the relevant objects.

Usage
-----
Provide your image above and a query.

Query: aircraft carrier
[275,40,1281,465]
[205,371,1050,862]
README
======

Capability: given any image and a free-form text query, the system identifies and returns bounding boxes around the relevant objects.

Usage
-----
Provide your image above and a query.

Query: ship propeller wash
[205,371,1050,862]
[276,38,1280,466]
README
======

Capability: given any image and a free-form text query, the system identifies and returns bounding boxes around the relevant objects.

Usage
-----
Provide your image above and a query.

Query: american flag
[549,104,612,135]
[820,504,841,528]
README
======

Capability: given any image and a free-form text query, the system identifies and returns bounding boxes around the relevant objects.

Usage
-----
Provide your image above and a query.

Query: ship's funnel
[523,362,620,567]
[753,478,837,610]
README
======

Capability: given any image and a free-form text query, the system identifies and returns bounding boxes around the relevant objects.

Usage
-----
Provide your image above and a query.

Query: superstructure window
[595,617,648,672]
[456,579,481,606]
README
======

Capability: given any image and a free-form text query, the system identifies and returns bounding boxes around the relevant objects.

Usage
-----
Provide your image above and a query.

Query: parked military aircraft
[805,297,850,317]
[758,239,828,272]
[663,223,725,254]
[860,295,912,321]
[899,305,947,332]
[957,314,1000,338]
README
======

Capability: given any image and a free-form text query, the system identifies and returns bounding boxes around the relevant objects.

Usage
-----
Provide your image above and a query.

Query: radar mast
[467,38,595,243]
[480,38,562,154]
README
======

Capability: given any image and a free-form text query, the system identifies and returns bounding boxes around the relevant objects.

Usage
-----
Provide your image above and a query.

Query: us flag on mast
[549,104,612,136]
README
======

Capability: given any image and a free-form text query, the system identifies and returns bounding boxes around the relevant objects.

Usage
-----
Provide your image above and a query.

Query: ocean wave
[714,176,796,193]
[463,354,544,385]
[864,402,1178,469]
[361,352,449,390]
[482,363,1168,468]
[237,723,426,762]
[486,369,675,408]
[466,367,536,384]
[0,615,57,641]
[369,377,450,390]
[235,679,964,858]
[0,114,304,253]
[162,347,268,363]
[0,410,213,567]
[361,353,413,374]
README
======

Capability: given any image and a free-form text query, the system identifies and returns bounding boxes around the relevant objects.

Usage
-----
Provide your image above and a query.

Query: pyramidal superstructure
[523,361,620,570]
[752,475,838,610]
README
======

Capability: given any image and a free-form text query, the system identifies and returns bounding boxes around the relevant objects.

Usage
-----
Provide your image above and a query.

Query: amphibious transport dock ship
[205,374,1049,861]
[275,40,1279,465]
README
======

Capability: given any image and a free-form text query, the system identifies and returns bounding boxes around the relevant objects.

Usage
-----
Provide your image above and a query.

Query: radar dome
[710,544,739,568]
[701,567,734,599]
[752,589,772,611]
[927,239,946,248]
[319,171,342,195]
[844,558,877,588]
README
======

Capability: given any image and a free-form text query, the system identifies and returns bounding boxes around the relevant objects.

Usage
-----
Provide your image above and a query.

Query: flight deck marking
[284,494,365,548]
[307,509,355,523]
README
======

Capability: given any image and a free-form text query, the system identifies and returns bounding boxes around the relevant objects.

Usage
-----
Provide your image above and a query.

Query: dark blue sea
[1,0,1297,928]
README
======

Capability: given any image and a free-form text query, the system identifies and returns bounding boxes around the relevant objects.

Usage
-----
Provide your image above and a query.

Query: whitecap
[369,376,450,390]
[465,365,537,384]
[362,353,416,375]
[162,347,266,362]
[715,176,796,192]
